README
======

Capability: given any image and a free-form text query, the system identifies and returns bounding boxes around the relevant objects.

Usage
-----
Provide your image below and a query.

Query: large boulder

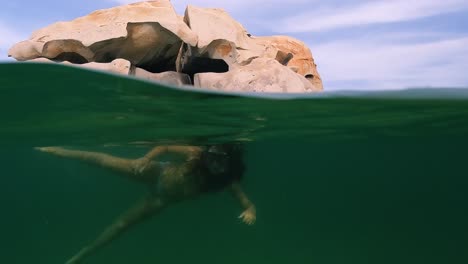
[178,5,323,91]
[8,1,324,92]
[252,36,323,90]
[8,0,197,72]
[194,58,320,93]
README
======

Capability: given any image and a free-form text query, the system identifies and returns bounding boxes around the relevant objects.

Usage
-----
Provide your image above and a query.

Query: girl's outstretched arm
[230,182,256,225]
[142,145,202,160]
[35,147,135,174]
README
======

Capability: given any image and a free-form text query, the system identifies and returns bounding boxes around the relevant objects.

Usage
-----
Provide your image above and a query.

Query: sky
[1,0,467,91]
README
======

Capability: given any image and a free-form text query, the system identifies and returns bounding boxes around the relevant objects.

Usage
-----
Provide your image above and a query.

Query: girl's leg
[65,196,166,264]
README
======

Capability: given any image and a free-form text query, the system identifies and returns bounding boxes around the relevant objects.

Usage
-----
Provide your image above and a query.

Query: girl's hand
[239,206,256,225]
[35,146,62,153]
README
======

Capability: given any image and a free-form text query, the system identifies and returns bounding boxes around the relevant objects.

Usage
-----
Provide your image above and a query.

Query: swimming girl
[36,144,256,264]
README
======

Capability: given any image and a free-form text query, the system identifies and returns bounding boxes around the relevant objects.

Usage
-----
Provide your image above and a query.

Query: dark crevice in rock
[96,52,115,63]
[128,64,137,76]
[305,74,314,79]
[275,51,293,66]
[137,42,180,73]
[183,57,229,75]
[52,52,88,64]
[182,57,229,85]
[89,37,126,63]
[239,56,258,66]
[177,44,229,84]
[141,57,178,73]
[183,9,191,28]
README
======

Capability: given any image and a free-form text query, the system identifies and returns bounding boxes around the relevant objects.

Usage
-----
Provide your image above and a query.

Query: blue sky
[1,0,468,90]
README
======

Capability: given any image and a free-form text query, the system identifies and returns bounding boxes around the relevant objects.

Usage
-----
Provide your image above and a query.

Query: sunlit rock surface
[250,36,322,90]
[134,68,192,86]
[8,0,323,92]
[8,1,197,72]
[194,58,320,93]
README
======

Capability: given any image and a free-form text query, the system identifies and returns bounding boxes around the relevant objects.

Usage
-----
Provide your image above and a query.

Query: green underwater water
[1,62,468,263]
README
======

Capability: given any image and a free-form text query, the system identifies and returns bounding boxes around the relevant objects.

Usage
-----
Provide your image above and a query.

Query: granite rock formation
[9,0,323,92]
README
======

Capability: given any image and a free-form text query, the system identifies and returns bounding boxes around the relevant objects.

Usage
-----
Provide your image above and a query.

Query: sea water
[1,63,467,264]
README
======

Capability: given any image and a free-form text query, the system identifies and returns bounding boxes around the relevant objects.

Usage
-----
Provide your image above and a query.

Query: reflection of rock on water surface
[8,0,323,92]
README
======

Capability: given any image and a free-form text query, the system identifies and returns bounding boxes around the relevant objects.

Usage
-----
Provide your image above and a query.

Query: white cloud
[0,23,26,47]
[110,0,310,14]
[0,21,28,61]
[312,35,468,90]
[277,0,468,33]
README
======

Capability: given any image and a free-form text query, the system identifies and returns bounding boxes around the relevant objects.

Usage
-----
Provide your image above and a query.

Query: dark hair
[199,143,245,192]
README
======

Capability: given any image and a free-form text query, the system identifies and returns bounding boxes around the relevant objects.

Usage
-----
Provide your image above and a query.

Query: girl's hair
[199,143,245,192]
